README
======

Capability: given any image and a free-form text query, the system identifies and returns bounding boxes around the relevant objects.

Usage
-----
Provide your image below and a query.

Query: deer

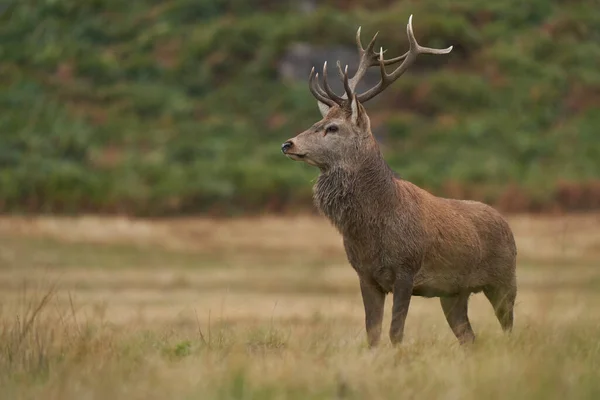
[281,15,517,347]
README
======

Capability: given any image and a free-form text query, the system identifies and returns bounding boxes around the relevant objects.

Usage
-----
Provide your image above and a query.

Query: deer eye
[325,125,339,134]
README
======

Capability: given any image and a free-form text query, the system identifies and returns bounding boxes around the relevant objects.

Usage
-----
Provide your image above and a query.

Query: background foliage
[1,0,599,215]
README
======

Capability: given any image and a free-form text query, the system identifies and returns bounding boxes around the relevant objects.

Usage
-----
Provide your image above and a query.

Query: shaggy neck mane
[313,147,398,234]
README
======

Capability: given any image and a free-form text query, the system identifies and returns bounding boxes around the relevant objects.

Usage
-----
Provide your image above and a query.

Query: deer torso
[313,159,512,295]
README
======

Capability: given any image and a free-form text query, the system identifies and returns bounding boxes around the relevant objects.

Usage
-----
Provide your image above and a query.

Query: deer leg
[359,278,386,348]
[484,283,516,333]
[440,293,475,345]
[389,276,414,345]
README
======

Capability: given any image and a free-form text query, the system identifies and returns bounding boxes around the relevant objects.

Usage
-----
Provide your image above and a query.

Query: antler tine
[322,61,345,106]
[380,50,410,66]
[336,60,346,81]
[406,15,453,55]
[342,65,353,100]
[356,26,364,51]
[357,15,453,104]
[335,62,353,100]
[313,72,332,102]
[362,29,379,56]
[347,28,378,92]
[308,67,336,107]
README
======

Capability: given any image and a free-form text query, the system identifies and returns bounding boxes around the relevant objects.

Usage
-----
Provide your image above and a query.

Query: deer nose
[281,141,293,154]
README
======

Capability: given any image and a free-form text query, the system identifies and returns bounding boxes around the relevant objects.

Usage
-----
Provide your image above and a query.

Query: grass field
[1,213,600,399]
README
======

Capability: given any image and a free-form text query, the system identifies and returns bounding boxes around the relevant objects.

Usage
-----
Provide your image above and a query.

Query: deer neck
[313,149,397,234]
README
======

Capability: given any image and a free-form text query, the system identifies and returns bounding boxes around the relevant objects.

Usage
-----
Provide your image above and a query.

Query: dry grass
[2,213,600,264]
[1,213,600,399]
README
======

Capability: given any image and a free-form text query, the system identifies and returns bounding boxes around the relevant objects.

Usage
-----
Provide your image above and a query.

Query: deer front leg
[389,275,414,345]
[359,278,385,348]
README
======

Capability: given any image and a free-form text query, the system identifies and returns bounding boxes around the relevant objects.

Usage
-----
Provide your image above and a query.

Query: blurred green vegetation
[0,0,599,215]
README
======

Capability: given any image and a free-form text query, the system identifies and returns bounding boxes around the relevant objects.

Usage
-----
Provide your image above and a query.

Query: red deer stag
[281,15,517,346]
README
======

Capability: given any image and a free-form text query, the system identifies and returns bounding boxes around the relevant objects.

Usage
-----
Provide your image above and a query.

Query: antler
[356,15,453,103]
[309,21,412,107]
[308,15,452,107]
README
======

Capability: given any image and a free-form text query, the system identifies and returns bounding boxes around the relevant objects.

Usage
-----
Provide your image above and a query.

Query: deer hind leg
[440,293,476,345]
[483,283,516,333]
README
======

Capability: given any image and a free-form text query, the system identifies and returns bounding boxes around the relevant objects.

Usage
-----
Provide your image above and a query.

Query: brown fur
[283,104,517,346]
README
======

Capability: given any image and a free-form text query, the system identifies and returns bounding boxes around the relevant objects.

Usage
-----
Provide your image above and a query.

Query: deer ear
[350,95,369,130]
[317,101,330,117]
[350,95,359,125]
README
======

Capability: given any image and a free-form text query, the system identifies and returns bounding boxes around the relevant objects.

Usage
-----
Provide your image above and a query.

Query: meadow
[1,213,600,399]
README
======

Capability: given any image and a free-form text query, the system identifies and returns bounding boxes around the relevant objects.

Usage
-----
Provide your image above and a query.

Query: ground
[1,213,600,399]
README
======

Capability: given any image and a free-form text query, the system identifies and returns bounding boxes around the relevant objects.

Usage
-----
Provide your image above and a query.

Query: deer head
[281,15,452,170]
